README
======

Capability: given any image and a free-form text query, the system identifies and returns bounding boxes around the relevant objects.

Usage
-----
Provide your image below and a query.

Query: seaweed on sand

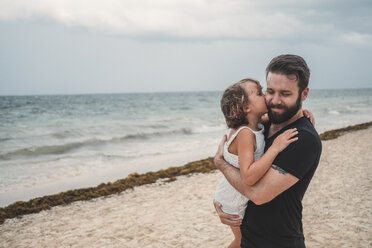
[319,121,372,140]
[0,157,216,225]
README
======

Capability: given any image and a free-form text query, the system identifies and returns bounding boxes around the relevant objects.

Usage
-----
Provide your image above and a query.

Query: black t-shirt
[240,117,322,248]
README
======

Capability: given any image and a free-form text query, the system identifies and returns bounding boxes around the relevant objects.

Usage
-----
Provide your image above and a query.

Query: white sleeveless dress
[215,124,265,219]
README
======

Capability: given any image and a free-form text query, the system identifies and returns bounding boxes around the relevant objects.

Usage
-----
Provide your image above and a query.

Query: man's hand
[213,200,242,227]
[214,134,227,170]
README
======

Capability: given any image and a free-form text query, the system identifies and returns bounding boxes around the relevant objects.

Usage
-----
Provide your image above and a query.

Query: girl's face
[242,82,268,116]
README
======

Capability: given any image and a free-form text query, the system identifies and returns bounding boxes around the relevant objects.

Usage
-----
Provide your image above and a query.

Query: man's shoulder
[274,117,322,179]
[285,117,322,153]
[293,117,320,142]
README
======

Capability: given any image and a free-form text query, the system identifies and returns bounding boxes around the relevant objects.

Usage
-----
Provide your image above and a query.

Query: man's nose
[270,94,282,105]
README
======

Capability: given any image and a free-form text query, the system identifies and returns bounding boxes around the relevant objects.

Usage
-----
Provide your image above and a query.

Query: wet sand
[0,127,371,247]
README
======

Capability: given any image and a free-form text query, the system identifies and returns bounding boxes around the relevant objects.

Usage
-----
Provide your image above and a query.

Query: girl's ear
[243,104,250,113]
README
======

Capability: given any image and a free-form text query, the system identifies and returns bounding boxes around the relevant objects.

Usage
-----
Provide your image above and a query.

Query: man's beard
[268,94,302,124]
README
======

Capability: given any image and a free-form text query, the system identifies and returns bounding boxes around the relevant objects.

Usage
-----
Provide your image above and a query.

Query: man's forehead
[266,83,298,92]
[266,73,299,91]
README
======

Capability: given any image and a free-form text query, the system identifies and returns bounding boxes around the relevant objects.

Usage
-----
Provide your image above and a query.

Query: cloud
[341,32,372,46]
[0,0,370,43]
[0,0,302,39]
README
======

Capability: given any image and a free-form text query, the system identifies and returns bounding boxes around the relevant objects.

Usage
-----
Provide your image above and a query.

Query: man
[214,54,322,248]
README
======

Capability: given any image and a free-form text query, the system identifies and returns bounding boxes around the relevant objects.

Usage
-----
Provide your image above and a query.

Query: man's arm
[246,164,298,204]
[214,135,299,205]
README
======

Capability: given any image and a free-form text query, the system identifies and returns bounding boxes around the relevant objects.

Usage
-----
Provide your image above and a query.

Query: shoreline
[1,120,372,225]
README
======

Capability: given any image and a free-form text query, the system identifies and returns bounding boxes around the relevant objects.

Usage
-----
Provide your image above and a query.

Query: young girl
[214,78,299,248]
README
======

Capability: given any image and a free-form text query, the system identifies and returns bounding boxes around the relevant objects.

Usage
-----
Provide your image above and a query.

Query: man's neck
[270,108,304,134]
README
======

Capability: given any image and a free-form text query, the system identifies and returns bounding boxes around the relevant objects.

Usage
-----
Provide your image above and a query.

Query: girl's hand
[260,113,269,124]
[303,109,315,126]
[271,128,298,153]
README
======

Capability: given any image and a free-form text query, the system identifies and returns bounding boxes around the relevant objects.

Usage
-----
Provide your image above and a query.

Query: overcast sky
[0,0,371,95]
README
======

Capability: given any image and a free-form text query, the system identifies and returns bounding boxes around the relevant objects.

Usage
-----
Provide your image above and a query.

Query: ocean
[1,88,372,206]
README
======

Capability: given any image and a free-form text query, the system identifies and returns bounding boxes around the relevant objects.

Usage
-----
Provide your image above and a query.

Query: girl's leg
[228,226,242,248]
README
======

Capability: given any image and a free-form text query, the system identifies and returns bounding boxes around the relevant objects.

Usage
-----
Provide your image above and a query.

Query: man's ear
[301,87,309,101]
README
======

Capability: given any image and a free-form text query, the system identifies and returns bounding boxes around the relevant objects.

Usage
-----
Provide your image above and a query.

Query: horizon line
[1,86,372,97]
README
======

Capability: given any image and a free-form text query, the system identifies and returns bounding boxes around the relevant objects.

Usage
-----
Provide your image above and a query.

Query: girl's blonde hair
[220,78,262,129]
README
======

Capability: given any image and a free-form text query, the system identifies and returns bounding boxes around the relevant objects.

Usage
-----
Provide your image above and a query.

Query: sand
[0,127,371,248]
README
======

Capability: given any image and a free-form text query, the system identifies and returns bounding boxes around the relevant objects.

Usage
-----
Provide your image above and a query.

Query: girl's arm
[236,128,298,186]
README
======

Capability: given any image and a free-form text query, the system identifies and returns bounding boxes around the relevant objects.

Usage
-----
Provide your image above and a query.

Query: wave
[0,123,226,160]
[0,142,92,160]
[0,127,197,160]
[115,128,193,141]
[52,130,78,139]
[328,110,340,115]
[0,137,11,142]
[192,124,225,133]
[51,124,171,139]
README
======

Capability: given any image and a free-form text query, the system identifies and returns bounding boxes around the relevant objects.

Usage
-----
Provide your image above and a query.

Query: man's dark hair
[266,54,310,93]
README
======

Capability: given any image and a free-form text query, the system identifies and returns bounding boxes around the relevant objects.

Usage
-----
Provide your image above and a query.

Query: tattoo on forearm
[271,165,288,175]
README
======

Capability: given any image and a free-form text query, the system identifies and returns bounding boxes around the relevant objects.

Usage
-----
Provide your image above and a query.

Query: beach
[0,126,372,247]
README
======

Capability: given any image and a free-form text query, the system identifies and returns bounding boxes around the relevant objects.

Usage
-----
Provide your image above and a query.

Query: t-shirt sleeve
[272,131,319,179]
